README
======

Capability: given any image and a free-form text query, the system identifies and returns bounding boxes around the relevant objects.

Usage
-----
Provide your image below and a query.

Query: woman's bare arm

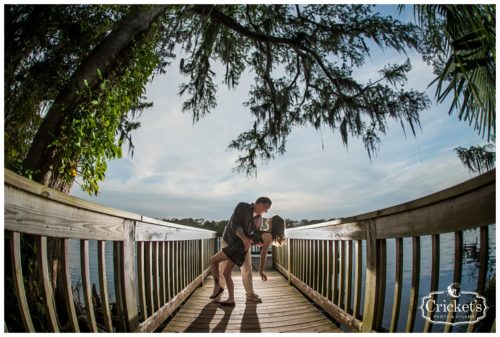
[259,233,272,281]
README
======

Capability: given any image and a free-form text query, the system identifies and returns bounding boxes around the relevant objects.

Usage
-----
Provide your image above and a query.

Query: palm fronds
[416,5,496,141]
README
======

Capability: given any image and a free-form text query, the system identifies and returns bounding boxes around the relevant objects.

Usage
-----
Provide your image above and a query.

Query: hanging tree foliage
[6,4,431,195]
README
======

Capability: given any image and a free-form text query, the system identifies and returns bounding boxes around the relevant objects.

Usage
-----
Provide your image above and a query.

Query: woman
[209,215,286,306]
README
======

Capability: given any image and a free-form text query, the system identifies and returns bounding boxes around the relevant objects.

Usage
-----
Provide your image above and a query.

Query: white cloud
[71,18,485,222]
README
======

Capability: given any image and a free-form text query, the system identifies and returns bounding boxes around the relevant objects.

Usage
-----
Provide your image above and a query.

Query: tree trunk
[23,5,168,188]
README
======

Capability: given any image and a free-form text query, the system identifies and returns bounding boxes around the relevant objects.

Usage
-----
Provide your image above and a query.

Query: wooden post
[119,220,139,331]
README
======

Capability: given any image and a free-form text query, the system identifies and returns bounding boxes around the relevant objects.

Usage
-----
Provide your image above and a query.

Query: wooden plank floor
[162,258,342,333]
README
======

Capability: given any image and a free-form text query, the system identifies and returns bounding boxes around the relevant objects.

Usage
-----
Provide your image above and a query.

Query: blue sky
[70,5,487,221]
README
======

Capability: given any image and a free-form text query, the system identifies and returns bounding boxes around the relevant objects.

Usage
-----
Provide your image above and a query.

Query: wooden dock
[6,169,495,333]
[162,258,343,333]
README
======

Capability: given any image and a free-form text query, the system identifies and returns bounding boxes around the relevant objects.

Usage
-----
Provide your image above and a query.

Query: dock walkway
[162,258,343,333]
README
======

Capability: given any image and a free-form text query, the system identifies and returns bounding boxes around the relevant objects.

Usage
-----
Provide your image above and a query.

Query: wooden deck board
[162,258,342,333]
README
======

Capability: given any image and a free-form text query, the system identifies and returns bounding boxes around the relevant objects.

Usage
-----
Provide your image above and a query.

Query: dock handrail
[273,169,495,332]
[4,170,217,332]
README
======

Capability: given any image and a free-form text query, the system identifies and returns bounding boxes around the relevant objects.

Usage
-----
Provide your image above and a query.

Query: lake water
[68,225,495,332]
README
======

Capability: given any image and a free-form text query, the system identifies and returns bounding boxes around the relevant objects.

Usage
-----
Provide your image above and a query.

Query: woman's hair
[270,215,286,246]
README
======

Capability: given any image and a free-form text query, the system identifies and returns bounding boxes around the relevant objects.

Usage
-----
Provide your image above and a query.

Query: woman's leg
[218,240,229,289]
[209,250,229,297]
[221,259,236,304]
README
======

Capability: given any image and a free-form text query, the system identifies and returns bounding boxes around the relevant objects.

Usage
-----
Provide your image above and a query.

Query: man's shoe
[246,293,262,303]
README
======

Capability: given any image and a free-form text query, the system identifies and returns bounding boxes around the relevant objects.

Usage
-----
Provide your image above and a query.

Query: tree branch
[191,5,297,47]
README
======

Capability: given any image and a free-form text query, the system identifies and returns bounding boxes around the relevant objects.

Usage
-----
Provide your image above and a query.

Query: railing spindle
[326,240,332,300]
[321,240,326,297]
[444,231,463,332]
[97,241,113,331]
[423,234,440,332]
[307,240,312,287]
[468,226,489,332]
[80,240,98,332]
[167,241,172,301]
[8,232,35,332]
[300,240,304,281]
[113,241,126,332]
[144,242,153,316]
[159,241,166,306]
[338,240,345,308]
[61,239,79,332]
[345,240,353,314]
[353,240,362,320]
[200,239,202,286]
[313,240,318,291]
[375,239,387,330]
[137,242,147,321]
[153,242,160,311]
[332,240,339,304]
[405,236,420,332]
[175,241,180,294]
[37,236,59,332]
[184,241,188,287]
[389,237,403,332]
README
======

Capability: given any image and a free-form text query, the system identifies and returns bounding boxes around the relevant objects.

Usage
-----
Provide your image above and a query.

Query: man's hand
[260,271,268,281]
[235,227,253,251]
[243,237,253,252]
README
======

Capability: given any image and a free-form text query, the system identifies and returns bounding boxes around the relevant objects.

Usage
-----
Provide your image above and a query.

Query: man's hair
[256,196,272,205]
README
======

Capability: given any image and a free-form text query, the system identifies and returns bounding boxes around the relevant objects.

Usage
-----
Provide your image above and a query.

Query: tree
[412,4,496,173]
[7,4,430,193]
[5,5,134,189]
[16,5,173,193]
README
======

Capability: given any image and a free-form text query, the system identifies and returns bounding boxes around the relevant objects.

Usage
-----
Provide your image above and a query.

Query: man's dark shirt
[222,202,257,246]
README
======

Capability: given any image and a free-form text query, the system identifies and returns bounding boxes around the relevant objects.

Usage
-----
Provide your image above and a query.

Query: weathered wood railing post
[121,219,139,331]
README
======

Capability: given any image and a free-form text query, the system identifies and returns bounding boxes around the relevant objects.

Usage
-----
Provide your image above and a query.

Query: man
[216,197,272,303]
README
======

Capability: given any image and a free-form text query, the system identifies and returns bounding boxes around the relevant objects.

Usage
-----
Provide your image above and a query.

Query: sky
[70,5,488,221]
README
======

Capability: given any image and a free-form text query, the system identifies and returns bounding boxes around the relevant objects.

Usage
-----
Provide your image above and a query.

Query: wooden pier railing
[273,169,496,333]
[5,168,496,333]
[4,170,217,332]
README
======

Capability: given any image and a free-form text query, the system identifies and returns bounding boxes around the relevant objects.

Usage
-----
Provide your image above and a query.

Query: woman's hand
[260,271,267,281]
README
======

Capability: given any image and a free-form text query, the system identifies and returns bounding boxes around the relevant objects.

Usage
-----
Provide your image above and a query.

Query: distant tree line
[164,217,336,236]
